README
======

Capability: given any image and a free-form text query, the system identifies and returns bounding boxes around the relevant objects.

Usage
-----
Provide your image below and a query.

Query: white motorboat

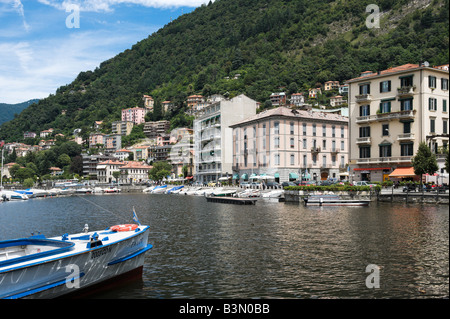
[0,221,152,299]
[167,185,184,194]
[151,185,167,194]
[0,190,29,200]
[261,190,284,198]
[303,194,371,206]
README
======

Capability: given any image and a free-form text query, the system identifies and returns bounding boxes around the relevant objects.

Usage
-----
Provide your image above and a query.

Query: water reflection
[0,195,448,298]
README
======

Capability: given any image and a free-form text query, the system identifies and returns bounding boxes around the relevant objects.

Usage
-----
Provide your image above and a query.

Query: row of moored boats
[0,187,121,201]
[143,185,285,199]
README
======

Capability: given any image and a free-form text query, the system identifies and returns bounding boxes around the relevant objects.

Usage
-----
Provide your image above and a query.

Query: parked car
[265,181,280,188]
[294,180,317,186]
[353,181,377,187]
[281,182,296,187]
[320,180,337,186]
[402,183,416,192]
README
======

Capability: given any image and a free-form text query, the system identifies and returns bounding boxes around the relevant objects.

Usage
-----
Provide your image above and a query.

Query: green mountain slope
[0,99,39,126]
[1,0,448,142]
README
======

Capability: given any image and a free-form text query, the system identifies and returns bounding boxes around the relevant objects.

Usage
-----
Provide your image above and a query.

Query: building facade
[121,107,147,124]
[230,107,349,183]
[193,94,258,184]
[347,63,449,182]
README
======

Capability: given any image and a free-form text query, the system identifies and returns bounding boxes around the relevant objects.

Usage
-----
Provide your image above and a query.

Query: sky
[0,0,209,104]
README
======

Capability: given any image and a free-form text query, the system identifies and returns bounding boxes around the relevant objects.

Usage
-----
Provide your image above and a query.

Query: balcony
[356,137,372,144]
[397,86,416,97]
[356,110,416,124]
[330,148,340,154]
[356,156,412,165]
[311,147,321,154]
[355,94,372,103]
[397,133,415,141]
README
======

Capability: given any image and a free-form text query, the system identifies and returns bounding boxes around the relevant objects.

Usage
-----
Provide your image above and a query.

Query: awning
[274,173,279,178]
[185,176,194,180]
[219,177,230,181]
[241,173,248,180]
[354,167,391,171]
[289,173,299,179]
[389,167,416,178]
[232,174,239,180]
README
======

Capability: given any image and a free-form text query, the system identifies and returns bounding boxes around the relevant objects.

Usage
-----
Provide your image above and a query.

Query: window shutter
[388,81,391,91]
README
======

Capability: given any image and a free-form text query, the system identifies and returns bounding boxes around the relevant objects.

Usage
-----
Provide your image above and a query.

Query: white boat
[151,185,167,194]
[303,194,371,206]
[261,190,284,198]
[238,189,261,198]
[76,188,93,194]
[26,189,50,197]
[143,186,155,193]
[0,191,29,200]
[184,187,201,195]
[0,222,152,299]
[167,185,184,194]
[212,189,237,197]
[103,187,121,193]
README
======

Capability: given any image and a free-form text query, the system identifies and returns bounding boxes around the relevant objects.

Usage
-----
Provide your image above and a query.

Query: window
[444,120,448,134]
[274,122,280,135]
[380,80,391,93]
[400,75,413,87]
[359,84,370,95]
[429,76,437,89]
[290,122,294,135]
[359,126,370,137]
[341,140,345,151]
[322,155,327,166]
[332,155,336,165]
[263,124,266,135]
[341,126,345,138]
[302,123,307,136]
[253,126,256,138]
[401,99,413,111]
[332,126,336,137]
[312,124,316,136]
[443,99,447,112]
[322,125,327,137]
[429,98,437,111]
[442,78,449,91]
[290,154,295,165]
[303,155,307,166]
[401,143,414,156]
[379,144,392,157]
[403,121,411,134]
[380,101,391,113]
[290,137,295,149]
[382,124,389,136]
[275,154,280,166]
[430,118,436,133]
[322,139,326,150]
[360,105,370,116]
[312,154,317,165]
[303,139,307,149]
[359,146,371,158]
[275,137,280,148]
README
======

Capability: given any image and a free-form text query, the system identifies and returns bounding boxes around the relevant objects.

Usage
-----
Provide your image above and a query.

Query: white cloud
[37,0,210,12]
[0,0,30,31]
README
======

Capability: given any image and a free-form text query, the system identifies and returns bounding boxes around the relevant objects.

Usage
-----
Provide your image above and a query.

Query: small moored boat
[0,214,152,299]
[303,194,370,206]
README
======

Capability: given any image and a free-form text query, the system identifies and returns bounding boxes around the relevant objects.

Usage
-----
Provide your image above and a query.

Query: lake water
[0,193,448,299]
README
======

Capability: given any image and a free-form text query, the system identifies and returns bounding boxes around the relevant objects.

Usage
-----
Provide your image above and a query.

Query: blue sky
[0,0,209,104]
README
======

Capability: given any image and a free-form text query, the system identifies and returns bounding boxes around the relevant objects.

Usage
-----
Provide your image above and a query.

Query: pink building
[230,107,349,183]
[121,107,147,124]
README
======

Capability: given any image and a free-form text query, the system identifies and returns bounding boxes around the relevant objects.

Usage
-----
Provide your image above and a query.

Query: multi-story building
[89,133,105,148]
[121,107,147,125]
[347,63,449,182]
[290,93,305,107]
[143,120,171,138]
[324,81,340,91]
[119,161,152,184]
[193,94,258,184]
[104,134,122,155]
[330,95,347,107]
[230,107,349,183]
[143,95,154,112]
[96,160,125,184]
[112,121,134,136]
[187,95,204,110]
[81,153,114,178]
[270,92,287,106]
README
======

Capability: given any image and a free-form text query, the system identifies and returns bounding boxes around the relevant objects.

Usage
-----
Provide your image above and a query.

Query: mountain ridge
[0,0,448,142]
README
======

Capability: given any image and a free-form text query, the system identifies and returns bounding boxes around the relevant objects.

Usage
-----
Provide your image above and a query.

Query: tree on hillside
[411,142,438,184]
[149,161,172,182]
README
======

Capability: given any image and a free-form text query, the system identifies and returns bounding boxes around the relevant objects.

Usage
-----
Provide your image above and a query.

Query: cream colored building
[347,63,449,182]
[230,107,349,183]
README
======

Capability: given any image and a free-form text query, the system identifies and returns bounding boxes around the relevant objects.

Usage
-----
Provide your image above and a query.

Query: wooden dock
[205,196,257,205]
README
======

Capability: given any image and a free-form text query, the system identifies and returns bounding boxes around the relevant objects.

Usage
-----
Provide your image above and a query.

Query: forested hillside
[0,99,39,126]
[1,0,448,142]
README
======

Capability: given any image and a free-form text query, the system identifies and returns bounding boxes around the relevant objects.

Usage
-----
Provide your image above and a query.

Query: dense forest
[0,0,448,142]
[0,99,39,126]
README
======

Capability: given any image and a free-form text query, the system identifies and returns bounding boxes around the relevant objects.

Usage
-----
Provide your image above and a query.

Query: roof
[346,63,449,83]
[120,161,152,169]
[230,106,348,128]
[98,160,125,165]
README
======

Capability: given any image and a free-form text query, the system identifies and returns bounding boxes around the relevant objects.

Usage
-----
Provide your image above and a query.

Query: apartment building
[193,94,258,184]
[143,120,171,138]
[347,63,449,182]
[230,107,349,183]
[121,107,147,124]
[112,121,134,136]
[143,95,154,112]
[324,81,340,91]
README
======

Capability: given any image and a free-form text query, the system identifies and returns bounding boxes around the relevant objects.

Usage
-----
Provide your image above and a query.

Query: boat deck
[206,196,257,205]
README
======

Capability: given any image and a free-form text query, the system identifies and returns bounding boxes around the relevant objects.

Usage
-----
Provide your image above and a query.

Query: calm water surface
[0,193,448,299]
